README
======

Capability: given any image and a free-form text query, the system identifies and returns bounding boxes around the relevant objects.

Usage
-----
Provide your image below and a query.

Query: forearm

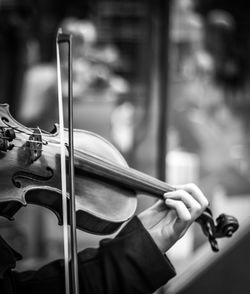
[13,217,175,294]
[78,216,176,294]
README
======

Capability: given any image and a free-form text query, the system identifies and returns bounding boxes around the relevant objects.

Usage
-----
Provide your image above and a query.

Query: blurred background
[0,0,250,293]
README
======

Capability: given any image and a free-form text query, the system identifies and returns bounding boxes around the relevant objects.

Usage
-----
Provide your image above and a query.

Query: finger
[174,183,209,209]
[147,199,166,212]
[165,198,191,222]
[164,190,202,218]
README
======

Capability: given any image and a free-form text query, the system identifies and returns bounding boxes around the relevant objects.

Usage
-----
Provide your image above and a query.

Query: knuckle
[203,198,209,208]
[178,190,190,200]
[178,201,186,209]
[200,198,209,210]
[173,200,185,212]
[182,212,192,222]
[185,214,192,222]
[187,182,197,191]
[194,202,202,212]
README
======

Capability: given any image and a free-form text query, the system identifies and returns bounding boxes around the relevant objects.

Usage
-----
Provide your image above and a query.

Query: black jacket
[0,217,176,294]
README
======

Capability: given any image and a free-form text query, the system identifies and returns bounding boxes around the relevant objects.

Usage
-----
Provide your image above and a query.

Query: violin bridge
[26,128,43,163]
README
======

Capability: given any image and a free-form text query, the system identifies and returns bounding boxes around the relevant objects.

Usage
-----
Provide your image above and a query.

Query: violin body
[0,103,239,249]
[0,103,137,234]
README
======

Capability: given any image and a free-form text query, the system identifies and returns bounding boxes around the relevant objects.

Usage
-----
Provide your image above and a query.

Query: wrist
[148,229,174,253]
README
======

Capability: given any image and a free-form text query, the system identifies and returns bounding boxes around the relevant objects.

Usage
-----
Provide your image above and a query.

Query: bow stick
[56,29,79,294]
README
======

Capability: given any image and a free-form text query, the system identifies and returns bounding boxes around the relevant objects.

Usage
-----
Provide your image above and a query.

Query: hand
[138,183,209,253]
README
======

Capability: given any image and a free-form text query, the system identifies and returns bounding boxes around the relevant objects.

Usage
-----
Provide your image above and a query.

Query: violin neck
[74,151,175,199]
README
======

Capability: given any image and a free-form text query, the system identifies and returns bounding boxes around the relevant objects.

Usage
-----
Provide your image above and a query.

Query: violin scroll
[196,207,239,252]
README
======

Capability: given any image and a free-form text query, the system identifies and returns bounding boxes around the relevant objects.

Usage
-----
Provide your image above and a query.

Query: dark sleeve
[14,216,176,294]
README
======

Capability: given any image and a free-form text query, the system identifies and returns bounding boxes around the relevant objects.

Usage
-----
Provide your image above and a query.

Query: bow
[56,29,79,294]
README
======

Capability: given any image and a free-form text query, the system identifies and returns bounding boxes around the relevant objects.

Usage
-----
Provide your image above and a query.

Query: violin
[0,103,239,252]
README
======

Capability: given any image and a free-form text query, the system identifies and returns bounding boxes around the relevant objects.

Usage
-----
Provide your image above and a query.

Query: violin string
[11,135,48,146]
[3,123,51,135]
[1,136,48,145]
[11,145,43,151]
[2,123,49,145]
[3,123,35,136]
